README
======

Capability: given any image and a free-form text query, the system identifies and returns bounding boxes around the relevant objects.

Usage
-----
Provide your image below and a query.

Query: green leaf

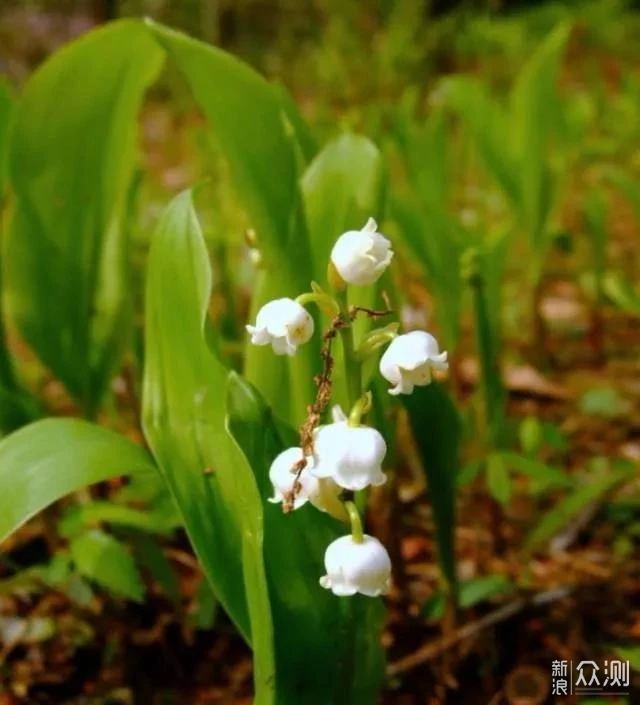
[0,78,38,434]
[226,373,385,705]
[518,416,542,455]
[603,271,640,316]
[509,23,570,249]
[301,133,386,406]
[0,77,13,193]
[70,528,144,602]
[148,20,309,284]
[526,466,633,550]
[147,21,315,423]
[443,76,519,208]
[498,452,572,492]
[578,387,630,418]
[402,382,459,592]
[141,190,275,702]
[5,20,164,416]
[58,500,175,538]
[487,453,511,505]
[133,535,181,608]
[302,134,385,284]
[390,196,461,351]
[613,645,640,672]
[424,574,514,619]
[0,418,157,543]
[190,576,219,630]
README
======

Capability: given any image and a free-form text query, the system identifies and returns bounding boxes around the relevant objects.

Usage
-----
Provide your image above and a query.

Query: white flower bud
[268,447,343,516]
[379,330,448,396]
[246,298,314,356]
[311,408,387,491]
[330,218,393,286]
[319,534,391,597]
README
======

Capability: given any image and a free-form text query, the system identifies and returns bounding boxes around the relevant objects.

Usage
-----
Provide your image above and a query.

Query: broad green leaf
[70,528,144,602]
[0,418,157,543]
[5,20,164,416]
[226,373,385,705]
[302,133,384,285]
[148,20,309,281]
[276,83,317,166]
[301,133,387,406]
[147,21,315,423]
[402,382,459,592]
[141,190,275,702]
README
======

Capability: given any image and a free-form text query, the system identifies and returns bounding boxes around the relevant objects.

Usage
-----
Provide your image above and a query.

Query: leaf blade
[0,418,157,543]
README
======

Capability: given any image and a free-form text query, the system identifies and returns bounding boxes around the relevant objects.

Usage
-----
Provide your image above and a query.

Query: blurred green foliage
[0,1,639,701]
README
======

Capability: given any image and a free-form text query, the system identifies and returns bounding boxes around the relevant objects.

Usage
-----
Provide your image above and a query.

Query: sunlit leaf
[302,133,385,284]
[141,190,275,702]
[226,373,386,705]
[148,21,315,423]
[5,20,164,416]
[0,418,157,543]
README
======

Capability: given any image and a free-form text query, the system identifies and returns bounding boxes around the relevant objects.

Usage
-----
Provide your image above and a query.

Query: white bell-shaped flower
[246,298,314,356]
[269,447,343,516]
[379,330,448,396]
[330,218,393,286]
[311,407,387,491]
[319,534,391,597]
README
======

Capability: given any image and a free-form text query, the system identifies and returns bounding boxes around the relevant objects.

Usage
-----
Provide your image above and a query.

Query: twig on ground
[387,586,573,677]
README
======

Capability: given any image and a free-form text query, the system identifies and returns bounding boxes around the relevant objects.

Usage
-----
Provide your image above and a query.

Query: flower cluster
[246,219,448,597]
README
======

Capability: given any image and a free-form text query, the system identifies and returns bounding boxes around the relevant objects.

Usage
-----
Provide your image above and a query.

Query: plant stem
[345,501,364,543]
[335,290,362,410]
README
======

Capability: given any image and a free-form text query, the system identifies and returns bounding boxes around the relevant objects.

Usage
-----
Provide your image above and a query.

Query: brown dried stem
[282,302,393,513]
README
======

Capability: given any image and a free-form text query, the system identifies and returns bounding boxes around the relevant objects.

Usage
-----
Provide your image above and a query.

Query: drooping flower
[246,298,314,356]
[311,406,387,491]
[330,218,393,286]
[268,447,344,516]
[379,330,448,395]
[319,534,391,597]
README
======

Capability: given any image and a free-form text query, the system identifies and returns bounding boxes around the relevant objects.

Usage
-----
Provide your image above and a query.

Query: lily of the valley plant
[247,218,448,597]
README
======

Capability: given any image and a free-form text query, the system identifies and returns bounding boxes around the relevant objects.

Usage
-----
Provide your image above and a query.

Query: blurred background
[1,1,640,704]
